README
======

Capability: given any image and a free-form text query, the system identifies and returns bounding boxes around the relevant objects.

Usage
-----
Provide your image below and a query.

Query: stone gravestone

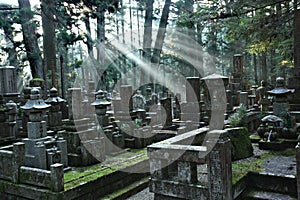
[21,88,68,169]
[0,66,19,101]
[180,77,201,130]
[62,88,104,166]
[289,10,300,111]
[231,54,244,106]
[45,87,65,133]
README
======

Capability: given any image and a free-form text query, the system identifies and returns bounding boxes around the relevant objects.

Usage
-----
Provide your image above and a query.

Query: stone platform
[0,148,149,199]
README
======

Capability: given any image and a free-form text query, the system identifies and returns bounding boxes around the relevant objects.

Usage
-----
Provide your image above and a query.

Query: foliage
[228,104,247,128]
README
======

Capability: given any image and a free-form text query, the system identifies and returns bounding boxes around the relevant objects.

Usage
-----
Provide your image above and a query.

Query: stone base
[259,139,298,151]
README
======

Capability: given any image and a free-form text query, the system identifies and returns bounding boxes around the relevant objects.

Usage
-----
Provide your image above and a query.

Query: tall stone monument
[289,9,300,111]
[0,66,19,101]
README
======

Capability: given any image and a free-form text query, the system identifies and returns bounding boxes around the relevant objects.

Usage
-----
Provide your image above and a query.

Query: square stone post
[296,143,300,200]
[207,130,232,200]
[12,142,25,183]
[50,163,64,192]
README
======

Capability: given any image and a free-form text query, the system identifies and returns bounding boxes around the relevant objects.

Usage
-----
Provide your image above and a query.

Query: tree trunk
[41,0,58,89]
[151,0,171,64]
[253,54,258,84]
[83,13,94,59]
[18,0,44,79]
[261,51,267,82]
[141,0,154,84]
[150,0,171,87]
[97,5,105,63]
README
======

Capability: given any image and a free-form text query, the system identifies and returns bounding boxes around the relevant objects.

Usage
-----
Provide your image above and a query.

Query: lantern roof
[21,88,50,110]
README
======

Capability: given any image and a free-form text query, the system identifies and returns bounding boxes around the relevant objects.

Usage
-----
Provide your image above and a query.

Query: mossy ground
[232,147,296,185]
[64,148,148,191]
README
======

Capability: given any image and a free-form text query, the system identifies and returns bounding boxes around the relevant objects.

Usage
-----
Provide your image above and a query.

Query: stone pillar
[50,163,64,192]
[120,85,133,112]
[186,77,200,102]
[296,140,300,200]
[239,91,248,107]
[12,142,25,183]
[207,130,232,200]
[0,66,19,101]
[6,101,17,137]
[289,10,300,111]
[160,97,172,128]
[67,88,82,120]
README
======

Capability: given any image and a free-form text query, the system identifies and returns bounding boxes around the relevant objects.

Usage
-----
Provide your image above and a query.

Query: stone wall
[148,128,232,200]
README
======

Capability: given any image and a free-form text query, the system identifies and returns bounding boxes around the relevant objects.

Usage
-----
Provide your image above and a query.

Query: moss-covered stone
[226,127,254,161]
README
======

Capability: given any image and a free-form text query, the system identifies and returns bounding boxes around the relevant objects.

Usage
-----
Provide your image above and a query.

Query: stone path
[126,187,154,200]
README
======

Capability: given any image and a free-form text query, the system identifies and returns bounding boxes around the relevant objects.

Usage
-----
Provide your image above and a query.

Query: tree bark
[41,0,58,89]
[83,13,94,59]
[261,51,267,82]
[18,0,44,78]
[150,0,171,87]
[97,5,105,63]
[141,0,154,84]
[151,0,171,64]
[253,54,258,84]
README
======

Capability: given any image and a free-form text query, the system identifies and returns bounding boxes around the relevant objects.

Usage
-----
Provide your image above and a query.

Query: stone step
[101,176,149,200]
[243,189,297,200]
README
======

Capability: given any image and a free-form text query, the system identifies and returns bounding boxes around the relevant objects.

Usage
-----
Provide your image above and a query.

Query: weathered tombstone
[62,88,105,166]
[239,91,248,107]
[45,87,65,133]
[201,73,228,128]
[160,97,172,128]
[289,10,300,111]
[21,88,68,169]
[0,66,19,101]
[231,54,245,106]
[180,77,201,130]
[0,99,17,140]
[67,88,82,120]
[186,77,201,102]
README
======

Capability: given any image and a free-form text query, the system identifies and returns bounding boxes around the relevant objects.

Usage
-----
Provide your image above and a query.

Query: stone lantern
[268,77,294,116]
[91,90,111,127]
[5,100,17,138]
[20,88,68,169]
[45,87,66,131]
[21,88,50,139]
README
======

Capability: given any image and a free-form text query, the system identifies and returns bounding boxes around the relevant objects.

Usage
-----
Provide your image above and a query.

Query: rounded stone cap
[50,87,58,96]
[6,100,17,110]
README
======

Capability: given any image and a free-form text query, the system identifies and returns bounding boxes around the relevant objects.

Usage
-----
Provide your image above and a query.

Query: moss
[268,148,296,157]
[64,148,148,191]
[249,135,261,140]
[226,127,254,161]
[232,158,264,185]
[232,148,296,185]
[31,78,44,82]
